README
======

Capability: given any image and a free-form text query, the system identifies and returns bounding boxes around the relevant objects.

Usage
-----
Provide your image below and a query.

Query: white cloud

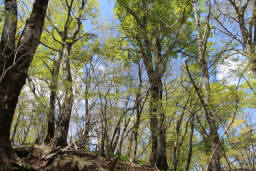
[216,55,247,85]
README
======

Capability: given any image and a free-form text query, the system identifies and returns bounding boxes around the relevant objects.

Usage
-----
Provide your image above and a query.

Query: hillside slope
[12,145,157,171]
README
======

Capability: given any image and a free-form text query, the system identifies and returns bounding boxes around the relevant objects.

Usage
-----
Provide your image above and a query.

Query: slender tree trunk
[22,114,35,144]
[10,111,22,144]
[111,126,121,154]
[44,52,62,144]
[118,117,131,154]
[101,127,106,156]
[131,107,141,162]
[192,2,221,170]
[83,76,91,147]
[127,134,133,158]
[54,44,73,147]
[173,114,184,171]
[132,63,142,162]
[186,114,195,171]
[101,103,107,156]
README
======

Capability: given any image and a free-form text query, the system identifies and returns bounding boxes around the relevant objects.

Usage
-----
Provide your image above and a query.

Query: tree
[35,0,98,147]
[115,0,192,169]
[184,1,243,170]
[213,0,256,78]
[189,1,222,170]
[0,0,49,168]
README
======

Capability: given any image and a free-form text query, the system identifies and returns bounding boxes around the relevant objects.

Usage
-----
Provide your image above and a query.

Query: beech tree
[188,1,222,170]
[1,0,255,170]
[0,0,49,168]
[115,0,192,169]
[213,0,256,78]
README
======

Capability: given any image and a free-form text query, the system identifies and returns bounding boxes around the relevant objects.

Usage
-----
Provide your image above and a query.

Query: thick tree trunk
[0,0,48,168]
[208,121,221,171]
[54,44,73,147]
[149,79,168,171]
[149,87,159,167]
[157,104,168,170]
[0,83,19,168]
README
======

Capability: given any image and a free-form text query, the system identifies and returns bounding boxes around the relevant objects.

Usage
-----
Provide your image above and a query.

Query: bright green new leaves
[41,0,98,49]
[115,0,193,54]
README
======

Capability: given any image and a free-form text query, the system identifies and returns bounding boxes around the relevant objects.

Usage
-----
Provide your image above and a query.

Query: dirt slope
[13,145,157,171]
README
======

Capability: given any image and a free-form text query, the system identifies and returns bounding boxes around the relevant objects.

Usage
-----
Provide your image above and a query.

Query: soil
[12,145,158,171]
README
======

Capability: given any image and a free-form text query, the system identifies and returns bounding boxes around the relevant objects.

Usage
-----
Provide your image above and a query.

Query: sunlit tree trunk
[191,2,221,170]
[54,44,73,147]
[131,62,143,162]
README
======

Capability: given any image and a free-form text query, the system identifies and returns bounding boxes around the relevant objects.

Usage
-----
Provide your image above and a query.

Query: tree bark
[149,78,168,171]
[82,69,91,147]
[131,97,141,162]
[192,2,221,170]
[0,0,49,168]
[44,52,62,144]
[54,44,73,147]
[49,0,85,148]
[131,62,143,162]
[10,110,22,144]
[173,111,186,171]
[186,114,195,171]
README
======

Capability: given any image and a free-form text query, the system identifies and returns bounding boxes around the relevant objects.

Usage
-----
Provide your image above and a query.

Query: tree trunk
[173,112,185,171]
[54,44,73,147]
[149,79,168,170]
[100,100,107,156]
[118,117,131,154]
[11,111,22,144]
[149,85,159,167]
[44,52,62,144]
[131,107,141,162]
[0,84,18,168]
[131,63,142,162]
[157,104,168,170]
[0,0,49,168]
[21,114,35,144]
[186,114,195,171]
[209,122,221,171]
[192,2,221,170]
[82,79,91,147]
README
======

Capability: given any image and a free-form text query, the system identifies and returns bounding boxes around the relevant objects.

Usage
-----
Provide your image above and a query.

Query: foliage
[7,0,256,170]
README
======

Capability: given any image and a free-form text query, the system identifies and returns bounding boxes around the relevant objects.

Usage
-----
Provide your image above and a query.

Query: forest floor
[12,145,158,171]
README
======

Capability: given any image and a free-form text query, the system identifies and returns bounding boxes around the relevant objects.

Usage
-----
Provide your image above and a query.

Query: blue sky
[83,0,114,33]
[98,0,114,21]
